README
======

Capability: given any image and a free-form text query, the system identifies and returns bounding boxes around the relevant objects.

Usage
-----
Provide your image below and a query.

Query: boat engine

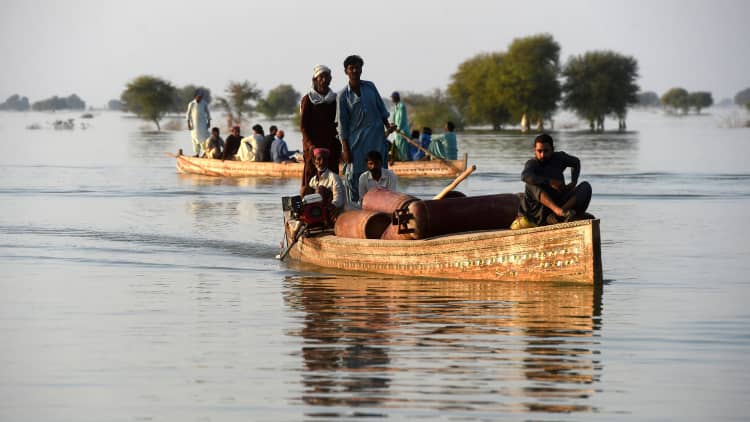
[282,194,329,228]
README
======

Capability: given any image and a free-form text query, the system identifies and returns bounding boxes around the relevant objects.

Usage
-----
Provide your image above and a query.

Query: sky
[1,0,749,108]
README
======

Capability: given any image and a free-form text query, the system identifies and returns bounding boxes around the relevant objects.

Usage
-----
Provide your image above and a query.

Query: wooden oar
[394,128,461,172]
[433,164,476,200]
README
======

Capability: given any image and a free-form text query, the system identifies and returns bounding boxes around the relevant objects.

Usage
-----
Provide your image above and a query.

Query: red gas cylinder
[361,188,419,214]
[334,210,392,239]
[392,193,520,240]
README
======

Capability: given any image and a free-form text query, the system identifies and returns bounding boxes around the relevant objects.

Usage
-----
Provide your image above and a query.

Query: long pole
[432,164,476,200]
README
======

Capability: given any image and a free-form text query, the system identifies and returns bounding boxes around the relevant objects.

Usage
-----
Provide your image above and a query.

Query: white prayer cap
[313,64,331,78]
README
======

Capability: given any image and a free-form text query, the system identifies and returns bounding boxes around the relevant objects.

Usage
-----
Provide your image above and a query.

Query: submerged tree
[257,84,301,119]
[499,33,561,131]
[636,91,660,107]
[214,80,262,128]
[734,87,750,108]
[688,91,713,114]
[120,75,177,131]
[0,94,30,111]
[448,52,511,129]
[661,88,690,114]
[562,50,639,131]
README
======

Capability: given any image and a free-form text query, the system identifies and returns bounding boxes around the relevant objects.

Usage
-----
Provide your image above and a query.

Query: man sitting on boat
[357,150,398,207]
[271,130,298,163]
[222,125,242,160]
[427,121,458,160]
[300,148,346,222]
[202,127,224,159]
[520,133,592,226]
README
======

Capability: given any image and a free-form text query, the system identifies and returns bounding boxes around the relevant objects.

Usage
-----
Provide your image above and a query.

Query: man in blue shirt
[271,130,297,163]
[338,54,395,203]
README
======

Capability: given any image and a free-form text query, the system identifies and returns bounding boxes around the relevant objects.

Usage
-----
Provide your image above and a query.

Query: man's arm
[337,94,352,163]
[521,159,547,185]
[186,102,193,130]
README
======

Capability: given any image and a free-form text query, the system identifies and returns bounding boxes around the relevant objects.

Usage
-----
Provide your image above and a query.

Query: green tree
[120,75,177,131]
[404,89,464,131]
[688,91,713,114]
[256,84,301,119]
[661,88,690,114]
[562,50,639,131]
[498,33,561,131]
[447,52,511,129]
[637,91,660,107]
[215,80,262,127]
[734,87,750,108]
[172,84,212,112]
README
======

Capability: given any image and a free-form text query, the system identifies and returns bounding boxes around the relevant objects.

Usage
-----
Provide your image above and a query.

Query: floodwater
[1,109,749,421]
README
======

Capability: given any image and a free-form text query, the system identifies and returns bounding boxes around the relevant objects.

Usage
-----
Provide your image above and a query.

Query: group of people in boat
[186,53,592,230]
[185,100,299,164]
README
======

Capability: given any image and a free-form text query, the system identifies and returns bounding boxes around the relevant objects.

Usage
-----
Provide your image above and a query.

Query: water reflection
[284,276,602,418]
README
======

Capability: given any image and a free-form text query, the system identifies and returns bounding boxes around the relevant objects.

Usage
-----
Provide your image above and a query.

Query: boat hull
[286,219,603,284]
[173,152,468,178]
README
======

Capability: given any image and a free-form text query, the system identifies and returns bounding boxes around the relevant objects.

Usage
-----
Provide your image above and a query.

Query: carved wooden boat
[284,219,603,284]
[172,150,468,178]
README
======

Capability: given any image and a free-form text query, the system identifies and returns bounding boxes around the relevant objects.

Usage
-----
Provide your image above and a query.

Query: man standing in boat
[520,133,592,226]
[389,91,410,162]
[185,89,211,158]
[338,54,395,203]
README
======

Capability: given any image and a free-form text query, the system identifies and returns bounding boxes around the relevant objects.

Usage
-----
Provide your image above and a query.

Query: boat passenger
[338,54,396,203]
[202,127,224,159]
[251,124,271,162]
[520,133,593,226]
[358,150,398,206]
[411,127,432,161]
[222,125,242,160]
[301,148,346,221]
[185,89,211,157]
[300,64,341,188]
[427,121,458,160]
[389,91,410,161]
[271,130,298,163]
[262,125,277,162]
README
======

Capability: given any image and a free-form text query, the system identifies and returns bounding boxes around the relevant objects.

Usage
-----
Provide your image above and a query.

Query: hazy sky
[2,0,748,107]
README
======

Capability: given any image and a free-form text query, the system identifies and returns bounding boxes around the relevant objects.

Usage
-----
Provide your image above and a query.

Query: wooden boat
[283,219,603,284]
[172,150,469,178]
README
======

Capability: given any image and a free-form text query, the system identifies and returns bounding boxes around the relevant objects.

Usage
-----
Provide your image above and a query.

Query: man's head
[343,55,364,84]
[252,124,263,135]
[366,150,383,172]
[277,129,285,139]
[231,125,240,136]
[269,125,277,136]
[446,121,455,132]
[312,64,332,92]
[391,91,400,103]
[211,127,220,136]
[313,148,330,171]
[534,133,555,162]
[194,89,203,101]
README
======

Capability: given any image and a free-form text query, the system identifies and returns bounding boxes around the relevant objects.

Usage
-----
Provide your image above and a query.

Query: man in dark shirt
[520,133,592,225]
[222,125,243,160]
[262,125,277,162]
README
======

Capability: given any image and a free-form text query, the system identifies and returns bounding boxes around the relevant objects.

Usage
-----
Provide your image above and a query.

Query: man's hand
[549,179,565,191]
[341,141,352,163]
[187,121,193,130]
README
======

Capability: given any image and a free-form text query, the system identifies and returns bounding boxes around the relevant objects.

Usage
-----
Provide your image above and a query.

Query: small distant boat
[171,150,469,178]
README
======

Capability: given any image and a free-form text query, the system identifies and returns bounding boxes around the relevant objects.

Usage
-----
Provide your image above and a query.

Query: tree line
[0,94,85,111]
[48,32,749,131]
